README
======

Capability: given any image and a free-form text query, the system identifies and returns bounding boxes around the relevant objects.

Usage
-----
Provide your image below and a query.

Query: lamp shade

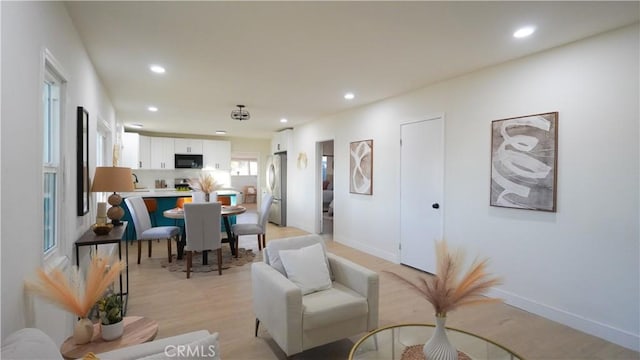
[91,167,134,193]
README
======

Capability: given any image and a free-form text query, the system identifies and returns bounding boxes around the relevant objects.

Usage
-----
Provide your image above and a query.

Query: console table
[75,222,129,315]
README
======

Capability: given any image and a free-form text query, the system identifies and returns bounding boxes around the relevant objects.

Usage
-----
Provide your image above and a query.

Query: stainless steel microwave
[174,154,203,169]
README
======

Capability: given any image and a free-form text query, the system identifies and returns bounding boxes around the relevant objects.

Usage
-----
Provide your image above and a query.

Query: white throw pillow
[279,243,332,295]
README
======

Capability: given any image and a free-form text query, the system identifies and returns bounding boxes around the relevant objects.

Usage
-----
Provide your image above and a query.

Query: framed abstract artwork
[349,139,373,195]
[77,106,90,216]
[490,112,558,212]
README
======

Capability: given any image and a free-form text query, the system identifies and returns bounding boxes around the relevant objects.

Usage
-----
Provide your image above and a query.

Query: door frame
[399,113,445,272]
[315,139,334,234]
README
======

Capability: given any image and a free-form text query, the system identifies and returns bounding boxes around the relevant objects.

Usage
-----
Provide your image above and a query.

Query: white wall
[1,2,117,343]
[287,25,639,350]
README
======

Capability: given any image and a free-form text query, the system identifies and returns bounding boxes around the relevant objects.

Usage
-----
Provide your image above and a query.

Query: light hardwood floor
[126,209,638,360]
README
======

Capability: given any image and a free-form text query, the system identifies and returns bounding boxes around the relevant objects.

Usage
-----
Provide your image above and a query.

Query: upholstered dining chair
[183,202,223,278]
[231,194,273,256]
[143,198,158,227]
[125,196,181,264]
[252,234,379,357]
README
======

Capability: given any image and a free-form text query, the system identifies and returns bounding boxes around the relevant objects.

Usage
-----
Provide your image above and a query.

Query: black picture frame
[77,106,90,216]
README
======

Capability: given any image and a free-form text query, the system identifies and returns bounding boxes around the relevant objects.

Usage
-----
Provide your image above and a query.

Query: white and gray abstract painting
[350,140,373,195]
[490,112,558,211]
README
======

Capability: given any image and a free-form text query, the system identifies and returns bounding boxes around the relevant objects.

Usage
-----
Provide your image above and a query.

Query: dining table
[163,204,247,262]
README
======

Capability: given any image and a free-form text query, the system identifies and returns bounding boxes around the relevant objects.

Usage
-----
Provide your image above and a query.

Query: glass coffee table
[349,323,523,360]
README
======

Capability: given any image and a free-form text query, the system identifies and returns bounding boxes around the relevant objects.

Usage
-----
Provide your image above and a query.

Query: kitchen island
[120,190,238,241]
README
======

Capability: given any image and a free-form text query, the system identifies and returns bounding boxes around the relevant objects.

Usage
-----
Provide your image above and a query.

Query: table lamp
[91,166,134,226]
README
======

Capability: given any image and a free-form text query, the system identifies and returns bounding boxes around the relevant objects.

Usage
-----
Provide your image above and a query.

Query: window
[95,120,111,203]
[230,158,258,176]
[43,67,62,254]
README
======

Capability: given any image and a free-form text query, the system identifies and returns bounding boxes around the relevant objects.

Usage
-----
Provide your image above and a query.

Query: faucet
[132,173,139,184]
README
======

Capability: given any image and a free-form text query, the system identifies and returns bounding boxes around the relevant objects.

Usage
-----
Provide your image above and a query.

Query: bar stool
[176,197,192,209]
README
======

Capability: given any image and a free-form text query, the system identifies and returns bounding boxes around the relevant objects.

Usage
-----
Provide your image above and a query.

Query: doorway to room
[317,140,334,234]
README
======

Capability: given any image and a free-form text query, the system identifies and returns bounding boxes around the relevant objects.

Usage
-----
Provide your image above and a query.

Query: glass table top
[349,323,523,360]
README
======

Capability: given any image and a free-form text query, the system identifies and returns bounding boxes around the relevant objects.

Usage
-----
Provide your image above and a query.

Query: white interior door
[400,116,444,274]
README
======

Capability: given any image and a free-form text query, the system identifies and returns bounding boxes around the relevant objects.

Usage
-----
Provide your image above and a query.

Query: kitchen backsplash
[132,169,257,192]
[133,169,232,189]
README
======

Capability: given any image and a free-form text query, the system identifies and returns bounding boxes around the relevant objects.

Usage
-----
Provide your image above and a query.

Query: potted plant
[98,293,124,341]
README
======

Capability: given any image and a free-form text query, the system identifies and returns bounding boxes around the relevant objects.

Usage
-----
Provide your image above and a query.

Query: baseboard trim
[487,287,640,351]
[333,236,640,352]
[335,238,398,263]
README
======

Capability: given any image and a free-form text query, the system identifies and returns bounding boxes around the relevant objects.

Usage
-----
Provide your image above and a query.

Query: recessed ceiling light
[215,130,227,135]
[148,106,158,112]
[344,92,355,100]
[513,26,535,39]
[149,64,165,74]
[129,123,143,129]
[280,118,288,123]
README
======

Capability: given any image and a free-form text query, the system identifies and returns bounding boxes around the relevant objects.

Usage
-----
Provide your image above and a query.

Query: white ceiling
[65,1,639,139]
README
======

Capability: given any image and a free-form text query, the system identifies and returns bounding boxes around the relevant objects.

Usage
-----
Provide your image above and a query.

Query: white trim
[41,48,68,264]
[487,287,640,351]
[335,236,398,264]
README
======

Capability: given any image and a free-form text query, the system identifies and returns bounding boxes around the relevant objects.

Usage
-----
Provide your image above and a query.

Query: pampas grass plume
[189,173,220,194]
[386,240,502,317]
[25,253,125,318]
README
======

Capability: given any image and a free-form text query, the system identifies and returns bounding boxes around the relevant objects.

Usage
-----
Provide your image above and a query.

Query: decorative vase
[73,317,94,345]
[423,315,458,360]
[204,193,210,202]
[101,320,124,341]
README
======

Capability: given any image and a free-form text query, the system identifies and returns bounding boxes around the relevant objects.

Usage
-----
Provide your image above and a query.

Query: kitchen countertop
[121,189,240,198]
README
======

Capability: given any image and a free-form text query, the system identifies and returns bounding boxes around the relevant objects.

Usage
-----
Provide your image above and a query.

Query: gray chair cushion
[139,226,180,240]
[231,223,263,236]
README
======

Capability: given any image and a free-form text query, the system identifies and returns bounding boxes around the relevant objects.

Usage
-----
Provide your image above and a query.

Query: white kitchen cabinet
[121,132,140,169]
[174,138,203,154]
[203,140,231,170]
[150,137,175,169]
[138,135,151,169]
[272,128,292,153]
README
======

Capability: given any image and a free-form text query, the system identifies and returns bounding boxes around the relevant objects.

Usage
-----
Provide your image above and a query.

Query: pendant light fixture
[230,104,250,121]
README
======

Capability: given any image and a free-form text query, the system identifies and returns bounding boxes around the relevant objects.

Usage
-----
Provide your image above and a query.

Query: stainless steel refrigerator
[266,152,287,226]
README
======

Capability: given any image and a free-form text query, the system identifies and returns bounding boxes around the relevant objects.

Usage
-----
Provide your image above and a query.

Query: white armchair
[251,234,379,357]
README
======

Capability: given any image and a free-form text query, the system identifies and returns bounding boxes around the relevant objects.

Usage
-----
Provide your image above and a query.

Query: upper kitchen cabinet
[121,133,152,169]
[174,138,203,154]
[203,140,231,170]
[121,132,140,169]
[138,135,151,169]
[272,128,292,153]
[150,137,175,169]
